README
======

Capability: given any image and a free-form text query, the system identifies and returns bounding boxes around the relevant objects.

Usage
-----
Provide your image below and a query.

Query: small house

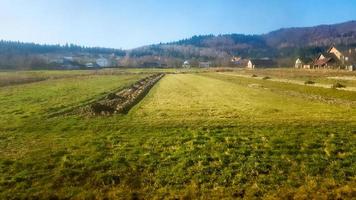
[199,61,212,68]
[141,62,161,68]
[328,46,344,60]
[295,58,303,69]
[247,59,275,69]
[182,60,190,68]
[96,58,110,67]
[231,56,241,63]
[312,53,339,69]
[311,45,356,70]
[85,63,94,68]
[295,58,312,69]
[231,57,249,67]
[63,56,74,61]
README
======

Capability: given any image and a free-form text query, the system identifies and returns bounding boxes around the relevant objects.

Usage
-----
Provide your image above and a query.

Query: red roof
[314,57,333,66]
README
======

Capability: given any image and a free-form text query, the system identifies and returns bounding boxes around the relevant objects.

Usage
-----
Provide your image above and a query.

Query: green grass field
[0,70,355,199]
[0,68,207,87]
[227,68,356,88]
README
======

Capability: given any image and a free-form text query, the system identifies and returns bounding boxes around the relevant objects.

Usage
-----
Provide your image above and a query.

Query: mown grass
[0,71,355,199]
[0,70,95,87]
[0,68,207,87]
[0,74,146,130]
[131,74,355,125]
[230,68,356,87]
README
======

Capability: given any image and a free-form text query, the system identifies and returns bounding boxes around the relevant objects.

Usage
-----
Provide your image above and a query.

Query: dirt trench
[80,73,164,116]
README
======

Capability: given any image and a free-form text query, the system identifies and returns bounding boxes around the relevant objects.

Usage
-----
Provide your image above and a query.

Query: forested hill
[1,20,356,69]
[0,41,125,69]
[167,20,356,49]
[263,20,356,48]
[129,20,356,67]
[0,41,125,55]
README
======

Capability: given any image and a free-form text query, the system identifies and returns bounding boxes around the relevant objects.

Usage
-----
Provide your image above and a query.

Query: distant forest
[1,20,356,69]
[0,40,125,55]
[128,35,327,67]
[0,40,125,69]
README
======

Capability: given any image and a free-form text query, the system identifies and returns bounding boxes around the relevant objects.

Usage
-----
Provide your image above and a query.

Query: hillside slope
[127,20,356,67]
[264,20,356,48]
[1,21,356,69]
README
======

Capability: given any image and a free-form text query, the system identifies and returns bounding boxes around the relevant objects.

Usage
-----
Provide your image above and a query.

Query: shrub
[262,76,271,80]
[215,69,233,72]
[332,82,346,89]
[304,80,315,85]
[251,74,258,77]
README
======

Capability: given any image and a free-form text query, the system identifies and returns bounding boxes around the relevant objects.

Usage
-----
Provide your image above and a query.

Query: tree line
[0,40,125,55]
[0,40,126,69]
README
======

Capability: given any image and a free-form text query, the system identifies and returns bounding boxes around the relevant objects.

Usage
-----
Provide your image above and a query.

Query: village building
[96,58,110,67]
[85,62,95,68]
[49,58,64,64]
[295,58,303,69]
[199,61,212,68]
[230,56,249,67]
[182,60,190,68]
[63,56,74,62]
[141,62,160,68]
[295,58,312,69]
[247,58,275,69]
[310,45,355,71]
[313,53,338,69]
[231,56,241,63]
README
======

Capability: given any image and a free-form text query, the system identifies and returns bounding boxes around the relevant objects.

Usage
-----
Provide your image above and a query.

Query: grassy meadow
[227,68,356,88]
[0,69,355,199]
[0,68,201,87]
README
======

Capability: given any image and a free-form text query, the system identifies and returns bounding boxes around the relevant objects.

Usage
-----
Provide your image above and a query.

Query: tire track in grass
[218,72,356,92]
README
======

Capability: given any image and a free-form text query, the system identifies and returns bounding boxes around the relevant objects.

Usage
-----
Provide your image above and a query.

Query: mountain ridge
[125,20,356,67]
[1,20,356,69]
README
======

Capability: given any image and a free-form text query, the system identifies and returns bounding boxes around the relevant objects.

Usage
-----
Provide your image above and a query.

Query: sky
[1,0,356,49]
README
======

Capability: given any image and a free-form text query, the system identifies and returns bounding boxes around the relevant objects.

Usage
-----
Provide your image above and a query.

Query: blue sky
[1,0,356,49]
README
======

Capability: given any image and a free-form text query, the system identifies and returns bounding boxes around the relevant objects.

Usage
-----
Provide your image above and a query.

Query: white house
[295,58,303,69]
[199,61,212,68]
[63,56,73,61]
[96,58,110,67]
[247,59,275,69]
[247,60,254,69]
[85,63,95,68]
[182,60,190,68]
[295,58,312,69]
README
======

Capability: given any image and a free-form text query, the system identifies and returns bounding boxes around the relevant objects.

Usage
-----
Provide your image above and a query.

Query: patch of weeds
[215,68,233,72]
[331,82,346,89]
[95,173,121,186]
[304,80,315,85]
